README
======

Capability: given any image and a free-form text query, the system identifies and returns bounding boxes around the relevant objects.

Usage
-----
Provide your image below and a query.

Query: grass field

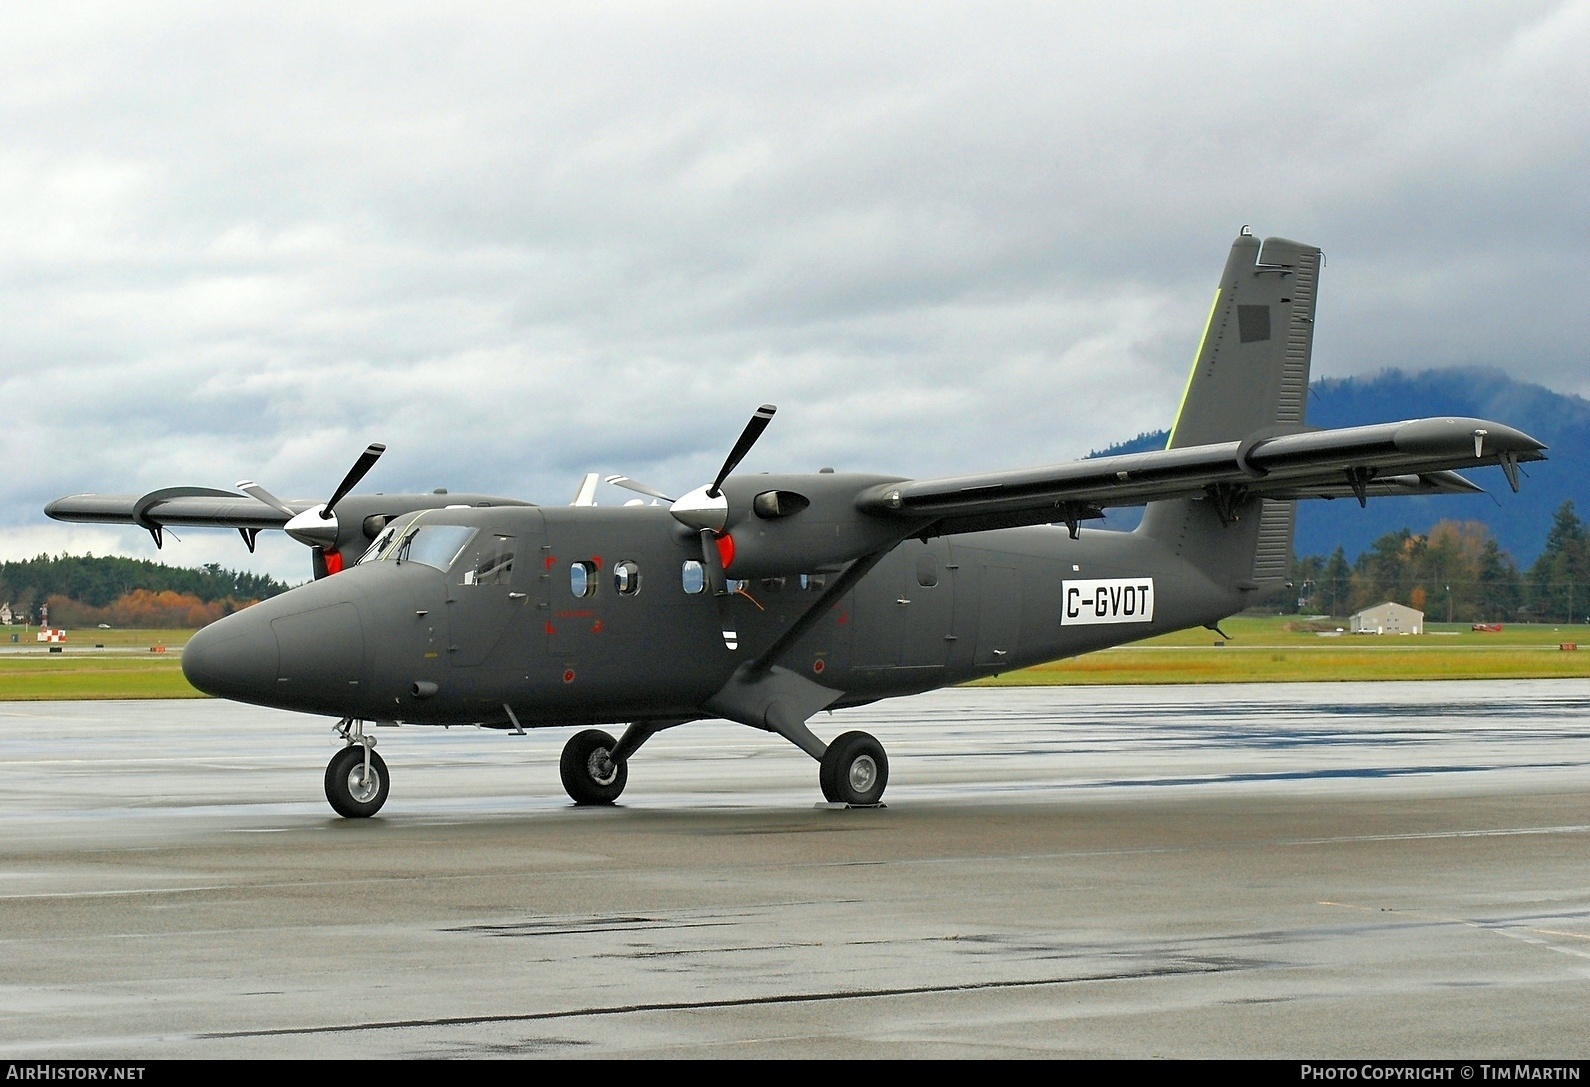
[3,619,1590,700]
[0,627,198,700]
[977,617,1590,686]
[1,625,188,649]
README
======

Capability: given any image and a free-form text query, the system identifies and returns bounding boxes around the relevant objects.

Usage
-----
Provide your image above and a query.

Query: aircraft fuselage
[182,501,1243,728]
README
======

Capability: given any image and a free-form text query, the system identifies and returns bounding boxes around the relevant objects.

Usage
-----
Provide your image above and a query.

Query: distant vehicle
[97,623,111,629]
[46,230,1546,817]
[1472,623,1504,633]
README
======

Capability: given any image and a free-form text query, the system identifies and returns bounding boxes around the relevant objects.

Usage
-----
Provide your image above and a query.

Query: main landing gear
[326,718,389,818]
[819,731,888,806]
[555,724,889,807]
[560,729,628,805]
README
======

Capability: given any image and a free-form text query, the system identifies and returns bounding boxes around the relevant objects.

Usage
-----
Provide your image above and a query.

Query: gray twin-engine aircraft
[47,231,1546,817]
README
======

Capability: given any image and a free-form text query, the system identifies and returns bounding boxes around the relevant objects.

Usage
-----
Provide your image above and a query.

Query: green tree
[1475,538,1522,622]
[1526,502,1589,622]
[1319,547,1351,616]
[0,554,291,610]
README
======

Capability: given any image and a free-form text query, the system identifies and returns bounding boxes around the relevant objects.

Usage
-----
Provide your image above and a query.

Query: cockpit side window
[394,525,478,571]
[463,535,515,585]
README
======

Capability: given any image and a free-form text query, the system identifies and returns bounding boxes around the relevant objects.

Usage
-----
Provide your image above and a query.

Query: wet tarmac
[1,681,1588,1057]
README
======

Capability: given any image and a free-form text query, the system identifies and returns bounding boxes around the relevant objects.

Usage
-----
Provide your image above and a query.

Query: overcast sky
[2,2,1586,582]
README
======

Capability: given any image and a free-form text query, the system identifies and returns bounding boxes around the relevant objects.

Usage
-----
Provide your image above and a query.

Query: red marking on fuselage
[812,659,825,674]
[543,555,556,570]
[556,609,594,619]
[544,621,556,635]
[591,620,603,633]
[590,555,604,570]
[562,669,575,683]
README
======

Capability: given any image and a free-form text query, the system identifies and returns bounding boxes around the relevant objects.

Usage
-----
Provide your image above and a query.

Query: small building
[1352,601,1424,635]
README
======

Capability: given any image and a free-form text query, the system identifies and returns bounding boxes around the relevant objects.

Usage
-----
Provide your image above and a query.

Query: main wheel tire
[819,731,888,806]
[325,745,390,818]
[560,729,628,805]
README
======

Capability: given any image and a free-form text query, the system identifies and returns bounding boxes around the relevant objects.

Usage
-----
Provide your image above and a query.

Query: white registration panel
[1062,578,1154,625]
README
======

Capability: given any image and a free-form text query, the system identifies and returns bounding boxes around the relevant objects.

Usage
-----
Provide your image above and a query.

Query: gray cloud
[1,1,1585,580]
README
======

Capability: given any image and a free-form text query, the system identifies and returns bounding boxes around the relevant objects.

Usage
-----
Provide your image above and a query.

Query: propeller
[237,443,387,560]
[322,443,387,518]
[709,404,776,498]
[667,405,777,594]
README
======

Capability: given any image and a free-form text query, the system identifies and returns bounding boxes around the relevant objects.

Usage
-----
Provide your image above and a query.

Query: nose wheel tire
[325,745,390,818]
[561,729,628,805]
[820,730,888,806]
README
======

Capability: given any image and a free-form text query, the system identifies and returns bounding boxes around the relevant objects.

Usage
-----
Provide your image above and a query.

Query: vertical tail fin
[1165,231,1320,448]
[1143,231,1322,590]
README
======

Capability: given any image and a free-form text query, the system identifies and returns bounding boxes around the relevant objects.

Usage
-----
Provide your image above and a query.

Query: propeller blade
[236,481,295,518]
[605,475,675,503]
[699,528,728,596]
[321,443,387,520]
[571,472,600,507]
[708,405,776,498]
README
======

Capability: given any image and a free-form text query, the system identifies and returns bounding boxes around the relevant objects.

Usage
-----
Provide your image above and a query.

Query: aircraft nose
[182,610,279,702]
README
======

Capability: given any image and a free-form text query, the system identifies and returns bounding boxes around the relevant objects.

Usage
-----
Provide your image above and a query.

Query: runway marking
[198,961,1235,1039]
[1290,824,1590,846]
[1318,901,1590,961]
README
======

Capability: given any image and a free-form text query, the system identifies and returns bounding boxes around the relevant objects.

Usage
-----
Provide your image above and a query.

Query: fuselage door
[898,540,954,669]
[974,564,1021,667]
[449,528,533,668]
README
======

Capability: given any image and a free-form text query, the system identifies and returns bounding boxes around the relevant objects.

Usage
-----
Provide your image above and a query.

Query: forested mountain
[1090,367,1589,564]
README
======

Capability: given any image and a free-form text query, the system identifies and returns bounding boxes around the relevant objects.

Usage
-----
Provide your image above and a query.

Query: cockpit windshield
[391,523,478,571]
[356,521,401,566]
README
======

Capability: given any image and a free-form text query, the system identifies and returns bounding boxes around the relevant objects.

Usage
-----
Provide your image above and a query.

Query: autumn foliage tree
[1296,520,1522,622]
[45,590,256,630]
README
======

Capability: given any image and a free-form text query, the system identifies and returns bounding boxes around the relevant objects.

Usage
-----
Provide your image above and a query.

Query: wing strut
[746,548,892,677]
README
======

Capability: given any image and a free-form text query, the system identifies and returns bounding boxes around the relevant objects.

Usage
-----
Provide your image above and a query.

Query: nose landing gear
[326,718,389,818]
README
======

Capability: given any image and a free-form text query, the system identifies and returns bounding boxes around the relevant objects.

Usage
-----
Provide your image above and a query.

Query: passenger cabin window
[570,561,598,598]
[681,560,705,595]
[613,560,641,596]
[463,535,514,585]
[394,525,477,571]
[915,553,940,588]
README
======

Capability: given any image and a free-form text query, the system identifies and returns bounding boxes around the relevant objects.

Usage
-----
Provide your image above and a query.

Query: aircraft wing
[854,416,1544,532]
[45,488,310,532]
